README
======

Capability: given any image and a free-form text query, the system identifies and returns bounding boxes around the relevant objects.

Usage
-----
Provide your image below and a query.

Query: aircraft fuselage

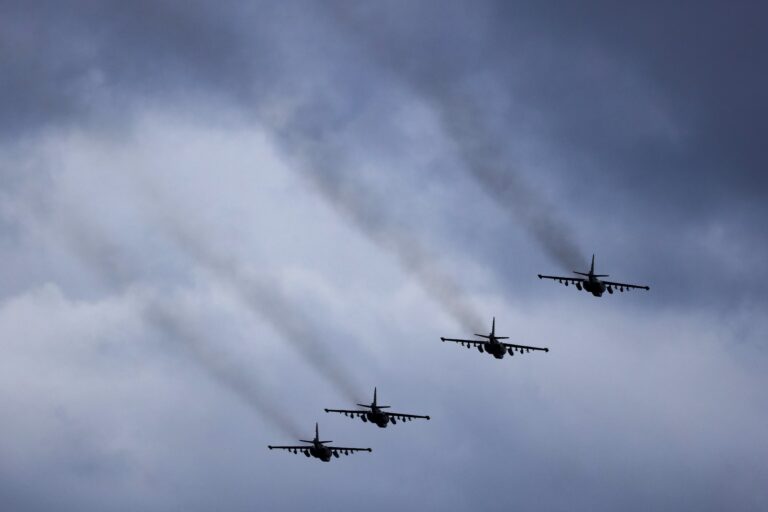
[366,408,392,428]
[308,443,333,462]
[483,338,507,359]
[582,276,606,297]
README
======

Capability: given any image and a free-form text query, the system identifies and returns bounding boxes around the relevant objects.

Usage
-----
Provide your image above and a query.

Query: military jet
[538,254,649,297]
[268,423,371,462]
[441,317,549,359]
[325,388,430,428]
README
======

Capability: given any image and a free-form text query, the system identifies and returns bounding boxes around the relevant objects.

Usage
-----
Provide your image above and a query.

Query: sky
[0,1,766,510]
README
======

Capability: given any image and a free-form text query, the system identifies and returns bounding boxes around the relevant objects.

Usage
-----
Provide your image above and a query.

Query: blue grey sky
[0,2,766,511]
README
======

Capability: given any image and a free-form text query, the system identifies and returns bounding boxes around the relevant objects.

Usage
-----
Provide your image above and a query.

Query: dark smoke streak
[145,302,303,439]
[36,203,303,438]
[328,8,587,271]
[270,129,485,332]
[435,92,587,270]
[155,208,365,404]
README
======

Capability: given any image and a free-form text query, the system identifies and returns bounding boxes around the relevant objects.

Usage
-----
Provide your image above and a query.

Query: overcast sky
[1,2,766,511]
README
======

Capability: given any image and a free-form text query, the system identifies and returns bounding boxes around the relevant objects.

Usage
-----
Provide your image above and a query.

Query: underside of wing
[268,445,307,451]
[388,412,430,421]
[440,337,484,346]
[325,408,366,416]
[537,274,584,286]
[502,342,549,353]
[327,446,372,453]
[602,280,650,291]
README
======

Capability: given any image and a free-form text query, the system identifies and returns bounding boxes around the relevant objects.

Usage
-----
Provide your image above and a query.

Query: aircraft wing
[268,445,309,451]
[387,412,430,421]
[602,280,650,291]
[537,274,584,286]
[326,446,372,453]
[440,337,486,348]
[324,408,367,418]
[501,342,549,353]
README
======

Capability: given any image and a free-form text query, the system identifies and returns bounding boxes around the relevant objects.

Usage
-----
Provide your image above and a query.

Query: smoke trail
[310,170,484,332]
[271,127,485,332]
[155,210,365,404]
[145,300,303,438]
[29,200,303,437]
[435,92,587,270]
[327,8,587,271]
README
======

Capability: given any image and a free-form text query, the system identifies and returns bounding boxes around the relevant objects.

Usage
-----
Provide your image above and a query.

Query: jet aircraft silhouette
[538,254,649,297]
[441,317,549,359]
[325,388,430,428]
[268,423,371,462]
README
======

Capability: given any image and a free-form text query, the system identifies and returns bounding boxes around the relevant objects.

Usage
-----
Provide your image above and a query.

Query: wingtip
[537,274,542,279]
[324,409,329,412]
[426,416,431,420]
[440,337,445,342]
[268,446,273,450]
[545,348,549,352]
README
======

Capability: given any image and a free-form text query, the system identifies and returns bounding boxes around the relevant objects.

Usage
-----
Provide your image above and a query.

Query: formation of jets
[269,253,648,461]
